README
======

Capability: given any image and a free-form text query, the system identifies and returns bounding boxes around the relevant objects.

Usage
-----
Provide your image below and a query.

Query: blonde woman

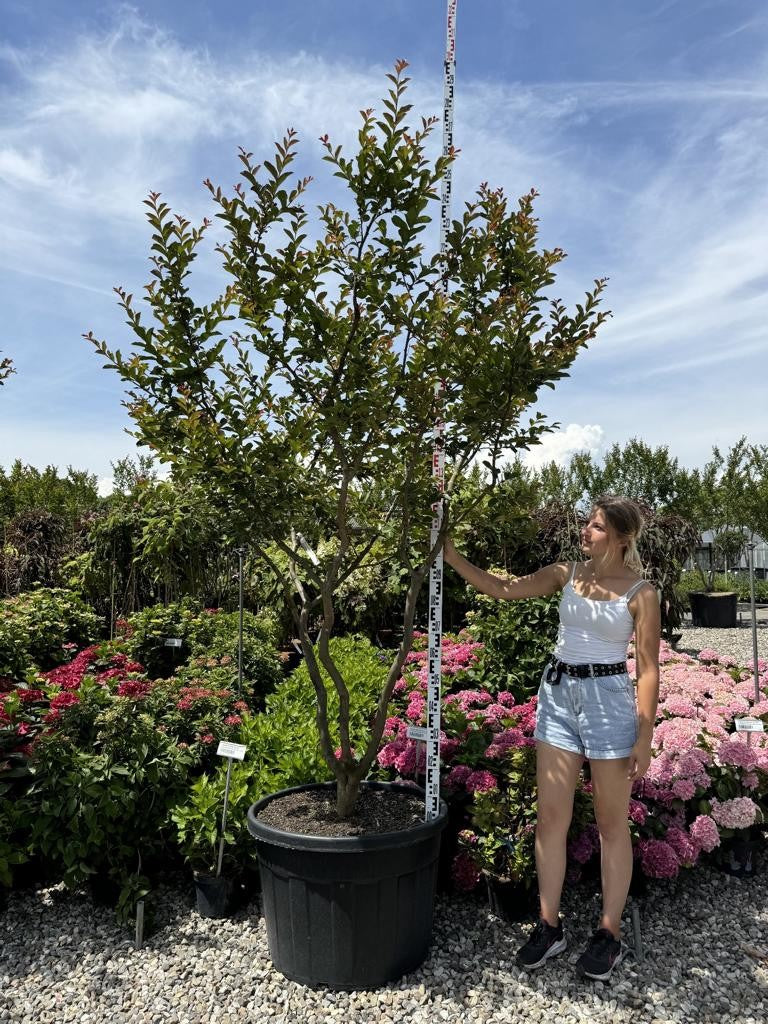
[444,495,660,981]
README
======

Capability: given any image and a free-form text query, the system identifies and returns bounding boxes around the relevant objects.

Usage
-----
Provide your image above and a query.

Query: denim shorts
[533,663,639,760]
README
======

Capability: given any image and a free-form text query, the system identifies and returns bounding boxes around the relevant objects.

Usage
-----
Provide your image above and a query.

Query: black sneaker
[515,917,567,970]
[575,927,625,980]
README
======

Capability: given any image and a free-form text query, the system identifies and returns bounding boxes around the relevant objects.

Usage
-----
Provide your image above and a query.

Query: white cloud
[520,424,605,471]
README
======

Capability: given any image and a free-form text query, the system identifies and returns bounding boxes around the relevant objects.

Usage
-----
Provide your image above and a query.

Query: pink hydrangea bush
[375,632,544,889]
[567,638,768,882]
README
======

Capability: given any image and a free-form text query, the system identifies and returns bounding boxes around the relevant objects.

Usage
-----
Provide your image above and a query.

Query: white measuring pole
[425,0,458,823]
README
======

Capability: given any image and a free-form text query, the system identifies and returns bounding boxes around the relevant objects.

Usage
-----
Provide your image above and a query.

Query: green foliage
[0,587,102,680]
[171,768,254,875]
[0,460,99,533]
[227,636,389,800]
[125,600,282,704]
[179,608,284,708]
[123,598,220,678]
[463,584,560,700]
[0,797,31,888]
[28,706,194,920]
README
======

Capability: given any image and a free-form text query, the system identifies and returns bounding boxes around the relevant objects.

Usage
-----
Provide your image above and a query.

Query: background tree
[0,351,14,385]
[690,437,754,590]
[89,64,612,816]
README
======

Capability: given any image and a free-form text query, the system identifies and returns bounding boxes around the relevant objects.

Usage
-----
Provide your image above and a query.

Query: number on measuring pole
[425,0,458,823]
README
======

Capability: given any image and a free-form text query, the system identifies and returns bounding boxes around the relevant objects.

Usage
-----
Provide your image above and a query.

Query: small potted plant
[88,62,610,988]
[452,739,540,921]
[171,771,253,918]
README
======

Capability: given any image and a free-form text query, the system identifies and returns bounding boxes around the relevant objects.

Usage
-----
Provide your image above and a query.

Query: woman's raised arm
[443,537,568,600]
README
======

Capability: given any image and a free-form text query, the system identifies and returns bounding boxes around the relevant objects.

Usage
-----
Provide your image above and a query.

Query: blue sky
[1,0,767,493]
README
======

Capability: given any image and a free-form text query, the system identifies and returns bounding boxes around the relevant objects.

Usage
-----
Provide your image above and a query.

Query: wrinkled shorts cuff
[533,731,585,757]
[584,745,635,760]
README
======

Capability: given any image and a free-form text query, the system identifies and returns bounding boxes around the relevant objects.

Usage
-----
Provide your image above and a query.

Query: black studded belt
[545,657,628,686]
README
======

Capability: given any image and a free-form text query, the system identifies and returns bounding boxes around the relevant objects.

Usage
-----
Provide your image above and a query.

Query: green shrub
[463,584,560,701]
[28,699,194,918]
[171,769,255,876]
[217,635,388,805]
[122,598,215,678]
[0,796,31,888]
[0,587,102,680]
[180,609,283,708]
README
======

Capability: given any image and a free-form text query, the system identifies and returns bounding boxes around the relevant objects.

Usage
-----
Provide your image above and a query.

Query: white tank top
[553,561,650,664]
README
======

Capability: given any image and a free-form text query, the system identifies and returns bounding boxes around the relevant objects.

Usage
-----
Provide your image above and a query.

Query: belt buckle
[588,663,595,678]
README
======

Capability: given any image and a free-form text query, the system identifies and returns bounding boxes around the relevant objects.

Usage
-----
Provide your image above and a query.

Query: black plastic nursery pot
[688,591,738,628]
[193,873,235,918]
[247,781,448,990]
[483,872,538,922]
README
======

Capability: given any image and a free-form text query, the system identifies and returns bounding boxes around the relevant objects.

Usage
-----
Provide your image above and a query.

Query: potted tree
[87,63,610,988]
[688,440,752,628]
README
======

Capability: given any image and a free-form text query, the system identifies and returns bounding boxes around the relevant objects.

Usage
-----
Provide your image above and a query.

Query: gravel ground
[675,622,768,667]
[2,862,767,1024]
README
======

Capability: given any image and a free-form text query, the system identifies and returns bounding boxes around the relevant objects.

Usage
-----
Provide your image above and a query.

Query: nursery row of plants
[3,436,766,632]
[2,584,766,924]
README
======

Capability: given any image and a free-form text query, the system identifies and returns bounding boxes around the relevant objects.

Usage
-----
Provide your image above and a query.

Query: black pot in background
[718,836,759,879]
[688,591,738,628]
[248,780,448,990]
[484,871,538,922]
[193,873,235,918]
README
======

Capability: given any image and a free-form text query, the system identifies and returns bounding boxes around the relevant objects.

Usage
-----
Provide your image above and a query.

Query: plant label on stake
[217,740,247,760]
[215,742,247,876]
[735,717,764,748]
[164,638,182,647]
[425,0,458,825]
[735,718,764,732]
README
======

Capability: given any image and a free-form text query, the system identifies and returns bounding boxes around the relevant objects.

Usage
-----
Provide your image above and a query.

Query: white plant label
[216,741,247,760]
[407,726,428,742]
[164,638,183,648]
[735,718,765,733]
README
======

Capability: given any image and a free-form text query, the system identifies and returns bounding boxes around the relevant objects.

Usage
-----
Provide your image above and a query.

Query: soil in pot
[255,786,425,837]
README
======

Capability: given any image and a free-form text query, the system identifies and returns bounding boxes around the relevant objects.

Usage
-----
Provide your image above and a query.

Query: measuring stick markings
[425,0,457,823]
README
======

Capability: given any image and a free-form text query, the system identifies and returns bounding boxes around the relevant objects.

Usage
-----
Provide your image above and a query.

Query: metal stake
[135,900,145,950]
[237,546,245,697]
[748,541,760,704]
[216,757,235,877]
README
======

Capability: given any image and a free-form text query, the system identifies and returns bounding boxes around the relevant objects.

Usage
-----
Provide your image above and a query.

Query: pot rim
[247,780,448,852]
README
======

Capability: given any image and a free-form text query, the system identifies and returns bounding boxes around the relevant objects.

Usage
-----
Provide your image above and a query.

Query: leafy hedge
[0,587,103,680]
[463,583,560,701]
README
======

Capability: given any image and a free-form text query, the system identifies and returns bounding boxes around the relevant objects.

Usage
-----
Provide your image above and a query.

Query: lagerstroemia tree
[87,64,610,817]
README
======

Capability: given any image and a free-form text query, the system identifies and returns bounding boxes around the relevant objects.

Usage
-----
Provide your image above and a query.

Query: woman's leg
[534,740,584,925]
[589,756,634,938]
